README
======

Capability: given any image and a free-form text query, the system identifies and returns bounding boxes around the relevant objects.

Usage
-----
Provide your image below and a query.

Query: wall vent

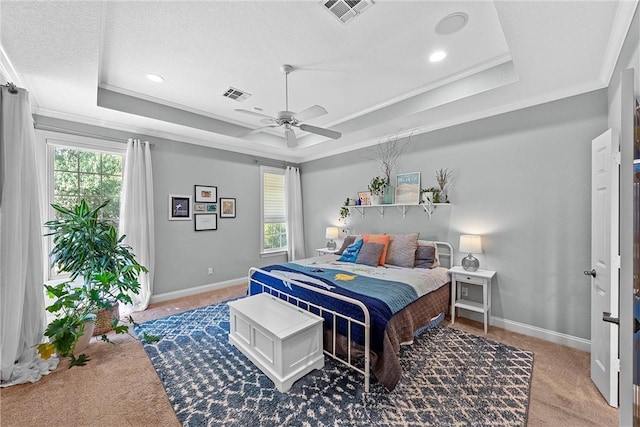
[321,0,372,24]
[222,87,251,102]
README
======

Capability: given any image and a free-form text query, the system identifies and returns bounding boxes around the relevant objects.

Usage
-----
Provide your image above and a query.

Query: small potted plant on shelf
[368,176,387,205]
[421,187,442,204]
[38,199,158,368]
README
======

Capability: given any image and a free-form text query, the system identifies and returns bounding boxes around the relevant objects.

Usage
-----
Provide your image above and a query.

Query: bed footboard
[248,267,372,392]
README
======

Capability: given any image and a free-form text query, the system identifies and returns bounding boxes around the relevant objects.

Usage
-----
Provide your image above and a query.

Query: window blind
[263,171,285,224]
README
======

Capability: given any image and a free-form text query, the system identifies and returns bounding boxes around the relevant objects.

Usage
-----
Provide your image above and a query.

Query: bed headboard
[434,241,454,269]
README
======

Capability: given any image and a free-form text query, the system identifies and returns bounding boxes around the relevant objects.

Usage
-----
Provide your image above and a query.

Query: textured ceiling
[1,1,637,162]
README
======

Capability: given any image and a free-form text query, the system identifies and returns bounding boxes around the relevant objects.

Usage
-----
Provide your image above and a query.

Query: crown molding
[598,0,639,85]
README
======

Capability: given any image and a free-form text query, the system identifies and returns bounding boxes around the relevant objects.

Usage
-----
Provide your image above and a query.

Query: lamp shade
[325,227,339,240]
[459,235,482,254]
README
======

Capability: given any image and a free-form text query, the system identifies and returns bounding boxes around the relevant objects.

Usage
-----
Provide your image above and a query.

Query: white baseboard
[457,310,591,353]
[150,282,592,353]
[150,277,246,304]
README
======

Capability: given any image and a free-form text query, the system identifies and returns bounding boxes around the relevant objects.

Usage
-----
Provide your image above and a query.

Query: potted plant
[38,199,156,368]
[368,176,387,205]
[421,187,442,203]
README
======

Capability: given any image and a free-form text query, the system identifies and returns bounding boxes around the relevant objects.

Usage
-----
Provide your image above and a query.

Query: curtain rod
[34,122,154,147]
[254,159,299,168]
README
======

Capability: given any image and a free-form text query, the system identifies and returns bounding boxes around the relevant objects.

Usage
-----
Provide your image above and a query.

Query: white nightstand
[316,247,339,256]
[449,266,496,333]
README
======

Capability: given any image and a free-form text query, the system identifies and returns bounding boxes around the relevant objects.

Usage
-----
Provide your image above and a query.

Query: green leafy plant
[339,198,351,223]
[38,199,158,367]
[421,187,442,203]
[368,176,387,196]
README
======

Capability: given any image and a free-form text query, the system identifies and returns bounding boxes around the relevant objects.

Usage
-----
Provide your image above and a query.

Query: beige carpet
[1,284,618,426]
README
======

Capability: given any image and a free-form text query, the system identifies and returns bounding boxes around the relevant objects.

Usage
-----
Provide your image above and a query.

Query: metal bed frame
[248,241,453,393]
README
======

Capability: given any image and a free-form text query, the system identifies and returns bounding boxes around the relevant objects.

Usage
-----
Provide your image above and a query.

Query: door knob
[602,312,619,325]
[584,269,596,278]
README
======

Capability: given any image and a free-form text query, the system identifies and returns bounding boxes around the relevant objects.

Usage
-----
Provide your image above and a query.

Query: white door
[590,128,620,407]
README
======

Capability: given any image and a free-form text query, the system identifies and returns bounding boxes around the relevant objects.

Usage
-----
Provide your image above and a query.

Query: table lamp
[459,234,482,271]
[325,227,339,250]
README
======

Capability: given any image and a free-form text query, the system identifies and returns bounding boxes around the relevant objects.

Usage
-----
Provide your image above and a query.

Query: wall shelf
[347,203,451,219]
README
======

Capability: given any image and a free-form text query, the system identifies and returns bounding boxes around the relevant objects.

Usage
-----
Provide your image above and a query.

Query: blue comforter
[250,263,420,352]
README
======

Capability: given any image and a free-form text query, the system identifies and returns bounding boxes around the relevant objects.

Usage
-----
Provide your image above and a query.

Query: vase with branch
[435,168,452,203]
[368,131,413,204]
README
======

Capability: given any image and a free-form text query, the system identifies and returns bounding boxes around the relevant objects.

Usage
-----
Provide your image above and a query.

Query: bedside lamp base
[326,240,337,250]
[462,254,479,272]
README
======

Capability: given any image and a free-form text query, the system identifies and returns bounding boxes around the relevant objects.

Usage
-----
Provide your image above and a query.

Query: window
[52,146,123,224]
[260,165,287,253]
[43,134,126,278]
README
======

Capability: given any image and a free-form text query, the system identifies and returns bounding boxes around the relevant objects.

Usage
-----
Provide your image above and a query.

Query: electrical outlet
[461,286,468,297]
[207,267,213,275]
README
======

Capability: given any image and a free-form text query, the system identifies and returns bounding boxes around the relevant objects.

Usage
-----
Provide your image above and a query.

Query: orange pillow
[360,234,391,266]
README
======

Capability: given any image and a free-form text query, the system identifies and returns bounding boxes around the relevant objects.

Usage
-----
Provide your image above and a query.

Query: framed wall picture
[220,197,236,218]
[194,185,217,203]
[357,191,371,206]
[194,203,206,212]
[195,213,217,231]
[395,172,421,204]
[206,203,217,212]
[169,195,192,220]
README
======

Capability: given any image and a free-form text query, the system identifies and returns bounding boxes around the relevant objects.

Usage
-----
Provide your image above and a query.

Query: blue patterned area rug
[136,299,533,426]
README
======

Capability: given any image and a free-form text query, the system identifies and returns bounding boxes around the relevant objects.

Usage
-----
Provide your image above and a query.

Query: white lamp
[325,227,339,250]
[459,235,482,271]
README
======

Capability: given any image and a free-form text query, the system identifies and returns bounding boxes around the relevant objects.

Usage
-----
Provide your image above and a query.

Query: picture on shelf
[395,172,420,204]
[357,191,371,206]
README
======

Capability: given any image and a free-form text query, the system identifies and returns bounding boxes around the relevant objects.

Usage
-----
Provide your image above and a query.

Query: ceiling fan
[235,64,341,148]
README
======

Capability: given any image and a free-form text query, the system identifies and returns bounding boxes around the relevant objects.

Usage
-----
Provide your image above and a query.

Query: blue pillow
[338,238,364,263]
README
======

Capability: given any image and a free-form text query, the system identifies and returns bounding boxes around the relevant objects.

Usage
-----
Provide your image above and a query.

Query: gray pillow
[336,235,357,255]
[414,241,440,269]
[355,243,385,267]
[385,233,419,268]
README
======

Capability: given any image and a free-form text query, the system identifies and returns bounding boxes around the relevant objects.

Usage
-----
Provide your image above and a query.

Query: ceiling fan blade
[298,123,341,140]
[236,124,279,138]
[235,108,276,121]
[294,105,328,122]
[284,125,298,148]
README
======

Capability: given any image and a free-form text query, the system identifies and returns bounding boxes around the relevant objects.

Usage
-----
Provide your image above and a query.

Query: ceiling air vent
[321,0,372,24]
[222,87,251,102]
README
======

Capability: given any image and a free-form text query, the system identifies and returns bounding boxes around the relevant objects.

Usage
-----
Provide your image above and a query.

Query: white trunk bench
[228,293,324,392]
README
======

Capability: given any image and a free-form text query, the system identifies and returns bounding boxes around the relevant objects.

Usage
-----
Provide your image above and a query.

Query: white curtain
[118,139,155,314]
[285,166,305,261]
[0,85,58,387]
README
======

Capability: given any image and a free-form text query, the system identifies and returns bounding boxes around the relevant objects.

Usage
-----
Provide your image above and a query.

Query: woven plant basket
[93,301,120,336]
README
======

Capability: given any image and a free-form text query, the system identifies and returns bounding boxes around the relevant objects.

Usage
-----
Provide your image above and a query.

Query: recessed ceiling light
[146,73,165,83]
[435,12,468,35]
[429,51,447,63]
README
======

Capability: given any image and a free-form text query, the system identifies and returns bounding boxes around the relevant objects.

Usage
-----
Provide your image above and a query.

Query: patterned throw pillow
[385,233,419,268]
[337,238,364,263]
[355,243,385,267]
[360,234,391,266]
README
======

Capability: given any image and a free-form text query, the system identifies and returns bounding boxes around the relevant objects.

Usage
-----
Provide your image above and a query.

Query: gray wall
[34,116,287,296]
[36,89,608,339]
[301,90,608,340]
